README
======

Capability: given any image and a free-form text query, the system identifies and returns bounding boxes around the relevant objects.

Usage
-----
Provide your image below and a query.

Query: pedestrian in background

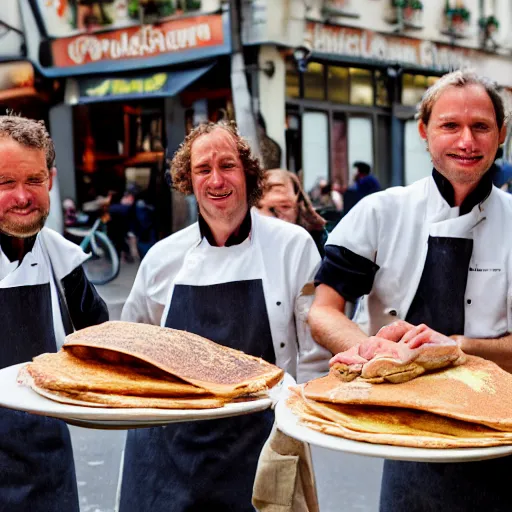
[343,161,382,214]
[258,168,328,256]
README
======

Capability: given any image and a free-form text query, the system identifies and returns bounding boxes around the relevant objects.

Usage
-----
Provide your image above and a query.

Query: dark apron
[120,280,275,512]
[380,236,512,512]
[0,284,79,512]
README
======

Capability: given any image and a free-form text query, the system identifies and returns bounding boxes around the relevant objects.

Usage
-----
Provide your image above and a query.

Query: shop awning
[66,62,215,104]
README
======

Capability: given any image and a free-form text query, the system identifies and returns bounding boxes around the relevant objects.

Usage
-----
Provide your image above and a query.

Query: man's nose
[12,185,32,206]
[209,167,225,187]
[458,126,476,151]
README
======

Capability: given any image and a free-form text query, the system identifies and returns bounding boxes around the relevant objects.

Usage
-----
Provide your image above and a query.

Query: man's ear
[49,167,56,191]
[418,119,428,141]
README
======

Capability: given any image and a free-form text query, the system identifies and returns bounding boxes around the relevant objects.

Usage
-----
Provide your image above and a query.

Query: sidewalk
[95,262,139,320]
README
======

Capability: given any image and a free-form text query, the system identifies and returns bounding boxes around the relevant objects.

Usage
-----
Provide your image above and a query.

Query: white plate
[275,387,512,463]
[1,363,294,429]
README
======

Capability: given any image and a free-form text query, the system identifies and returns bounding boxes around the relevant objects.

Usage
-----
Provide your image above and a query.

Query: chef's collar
[0,232,36,263]
[198,209,252,247]
[432,168,493,216]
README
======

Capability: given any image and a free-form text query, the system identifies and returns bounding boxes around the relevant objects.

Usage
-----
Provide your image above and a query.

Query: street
[69,263,384,512]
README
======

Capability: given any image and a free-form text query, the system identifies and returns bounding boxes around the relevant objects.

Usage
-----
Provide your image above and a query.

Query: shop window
[327,66,350,104]
[349,68,373,106]
[348,116,373,171]
[402,74,439,107]
[302,111,329,193]
[375,70,391,107]
[285,60,300,99]
[303,62,326,101]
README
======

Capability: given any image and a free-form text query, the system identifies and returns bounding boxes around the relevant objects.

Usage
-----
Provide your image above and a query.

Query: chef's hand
[400,324,454,349]
[376,320,415,342]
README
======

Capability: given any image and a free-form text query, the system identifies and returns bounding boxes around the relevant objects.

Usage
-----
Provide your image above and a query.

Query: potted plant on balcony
[479,14,499,49]
[443,0,471,38]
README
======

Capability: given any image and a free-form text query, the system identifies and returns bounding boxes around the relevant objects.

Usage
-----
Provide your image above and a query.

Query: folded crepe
[20,321,284,408]
[287,355,512,448]
[303,356,512,431]
[288,392,512,448]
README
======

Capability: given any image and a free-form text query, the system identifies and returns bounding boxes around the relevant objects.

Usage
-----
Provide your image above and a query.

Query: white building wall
[258,46,286,168]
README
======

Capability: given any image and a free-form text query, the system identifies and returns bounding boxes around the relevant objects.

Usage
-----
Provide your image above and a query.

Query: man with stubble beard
[0,115,108,511]
[119,121,330,511]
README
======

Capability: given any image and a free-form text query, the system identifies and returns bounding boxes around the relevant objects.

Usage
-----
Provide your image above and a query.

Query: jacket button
[280,342,285,348]
[389,310,398,316]
[467,299,472,305]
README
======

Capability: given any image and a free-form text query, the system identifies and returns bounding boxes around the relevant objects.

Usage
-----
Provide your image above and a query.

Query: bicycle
[66,208,120,286]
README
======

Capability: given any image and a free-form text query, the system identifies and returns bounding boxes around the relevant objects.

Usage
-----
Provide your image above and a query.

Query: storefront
[243,0,512,196]
[24,0,232,237]
[278,22,486,194]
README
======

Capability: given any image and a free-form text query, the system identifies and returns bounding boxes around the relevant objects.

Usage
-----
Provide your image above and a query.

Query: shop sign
[37,0,221,38]
[306,22,475,71]
[80,72,169,98]
[51,14,224,67]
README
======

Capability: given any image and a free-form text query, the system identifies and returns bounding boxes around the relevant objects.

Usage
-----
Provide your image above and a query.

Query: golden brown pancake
[301,356,512,431]
[19,367,224,409]
[63,321,284,397]
[26,351,211,397]
[288,393,512,448]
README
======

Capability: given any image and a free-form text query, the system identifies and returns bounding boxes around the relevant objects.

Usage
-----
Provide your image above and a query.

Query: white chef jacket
[122,208,331,383]
[0,228,89,348]
[324,176,512,339]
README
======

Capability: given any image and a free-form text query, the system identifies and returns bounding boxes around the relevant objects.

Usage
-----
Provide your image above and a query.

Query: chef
[0,115,108,511]
[119,121,330,511]
[309,69,512,511]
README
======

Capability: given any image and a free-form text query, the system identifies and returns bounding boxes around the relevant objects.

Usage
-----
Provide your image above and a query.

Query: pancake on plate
[287,355,512,448]
[19,321,284,409]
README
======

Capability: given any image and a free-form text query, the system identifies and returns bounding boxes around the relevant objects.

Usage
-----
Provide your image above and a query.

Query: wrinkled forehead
[191,127,239,158]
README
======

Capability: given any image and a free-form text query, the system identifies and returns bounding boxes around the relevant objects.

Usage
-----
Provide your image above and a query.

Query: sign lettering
[52,15,224,68]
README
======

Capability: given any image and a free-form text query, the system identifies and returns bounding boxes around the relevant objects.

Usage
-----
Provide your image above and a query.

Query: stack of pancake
[288,356,512,448]
[18,321,283,409]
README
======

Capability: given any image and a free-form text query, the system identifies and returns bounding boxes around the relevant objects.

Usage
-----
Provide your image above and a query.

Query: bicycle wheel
[82,231,120,285]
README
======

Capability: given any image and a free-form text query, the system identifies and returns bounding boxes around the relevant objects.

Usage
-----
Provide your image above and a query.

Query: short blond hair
[416,70,505,129]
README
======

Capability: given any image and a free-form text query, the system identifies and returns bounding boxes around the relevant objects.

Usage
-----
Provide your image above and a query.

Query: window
[303,62,325,101]
[349,68,373,106]
[285,59,300,99]
[327,66,350,104]
[402,74,439,106]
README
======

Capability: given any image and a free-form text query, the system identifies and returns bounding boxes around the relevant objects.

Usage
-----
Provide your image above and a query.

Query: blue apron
[0,284,79,512]
[380,236,512,512]
[120,280,275,512]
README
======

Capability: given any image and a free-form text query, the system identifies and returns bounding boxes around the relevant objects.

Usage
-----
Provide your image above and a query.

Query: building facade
[243,0,512,194]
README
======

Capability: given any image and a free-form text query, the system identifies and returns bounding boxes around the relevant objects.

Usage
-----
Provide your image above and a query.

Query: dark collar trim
[0,233,36,262]
[198,209,252,247]
[432,168,493,216]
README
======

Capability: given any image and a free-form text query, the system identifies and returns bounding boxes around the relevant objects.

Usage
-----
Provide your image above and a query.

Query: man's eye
[0,180,15,186]
[474,123,489,131]
[27,178,46,185]
[443,123,457,129]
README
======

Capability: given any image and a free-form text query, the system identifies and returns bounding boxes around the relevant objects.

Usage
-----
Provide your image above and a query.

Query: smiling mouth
[207,191,232,199]
[447,154,483,163]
